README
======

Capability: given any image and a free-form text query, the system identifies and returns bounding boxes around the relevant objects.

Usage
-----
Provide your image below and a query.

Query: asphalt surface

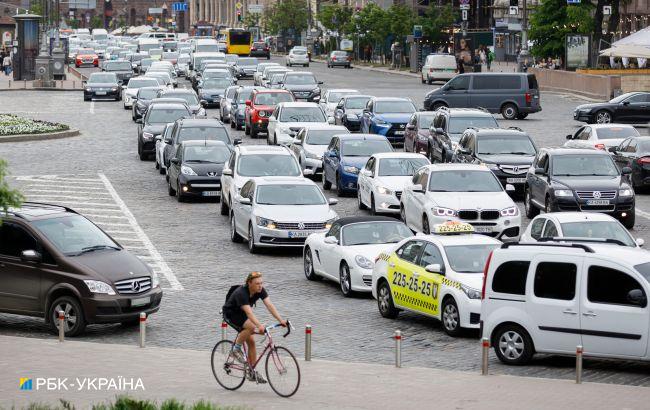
[2,58,650,386]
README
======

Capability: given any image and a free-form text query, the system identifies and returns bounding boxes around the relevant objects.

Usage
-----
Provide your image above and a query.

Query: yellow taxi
[371,222,501,336]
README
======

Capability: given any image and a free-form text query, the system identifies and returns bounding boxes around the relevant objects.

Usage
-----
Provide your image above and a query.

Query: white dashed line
[635,208,650,220]
[90,100,95,114]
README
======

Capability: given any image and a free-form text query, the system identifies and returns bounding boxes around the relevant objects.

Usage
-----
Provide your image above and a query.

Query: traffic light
[510,0,518,6]
[237,10,242,22]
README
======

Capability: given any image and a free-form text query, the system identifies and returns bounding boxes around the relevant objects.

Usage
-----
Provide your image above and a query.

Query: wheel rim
[52,302,77,333]
[597,112,611,123]
[504,106,515,118]
[211,340,246,390]
[248,226,254,250]
[265,346,301,398]
[340,265,351,294]
[443,303,459,331]
[231,216,236,239]
[378,285,390,313]
[498,330,525,360]
[304,250,313,277]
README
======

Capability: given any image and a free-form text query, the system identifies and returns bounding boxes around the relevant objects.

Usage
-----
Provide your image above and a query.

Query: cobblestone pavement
[2,59,650,386]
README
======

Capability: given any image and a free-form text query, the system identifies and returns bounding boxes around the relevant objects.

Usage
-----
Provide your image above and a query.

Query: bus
[226,28,253,56]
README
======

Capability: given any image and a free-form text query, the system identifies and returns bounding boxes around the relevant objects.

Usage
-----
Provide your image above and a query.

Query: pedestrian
[479,46,486,65]
[487,47,494,71]
[2,53,11,76]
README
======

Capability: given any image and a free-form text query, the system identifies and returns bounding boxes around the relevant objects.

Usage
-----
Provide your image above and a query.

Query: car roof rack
[500,242,594,253]
[538,237,628,247]
[21,202,77,214]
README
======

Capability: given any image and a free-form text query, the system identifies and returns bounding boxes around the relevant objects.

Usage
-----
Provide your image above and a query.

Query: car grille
[499,165,528,175]
[260,236,307,244]
[114,276,152,295]
[395,191,402,199]
[275,222,327,230]
[459,210,501,220]
[362,276,372,287]
[458,210,478,220]
[294,91,310,97]
[480,210,500,220]
[576,190,616,199]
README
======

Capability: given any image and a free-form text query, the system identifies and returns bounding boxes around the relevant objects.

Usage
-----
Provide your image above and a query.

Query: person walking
[3,53,12,76]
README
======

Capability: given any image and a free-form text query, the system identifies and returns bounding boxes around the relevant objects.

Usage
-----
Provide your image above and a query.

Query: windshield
[596,127,640,139]
[256,184,325,205]
[236,89,254,103]
[560,221,636,247]
[32,215,118,256]
[138,88,160,99]
[178,127,229,144]
[238,57,258,66]
[203,79,231,89]
[429,170,503,192]
[237,154,302,177]
[345,97,370,109]
[163,52,179,59]
[448,116,499,135]
[147,107,189,123]
[164,93,199,105]
[88,73,116,83]
[418,114,435,129]
[128,79,158,88]
[196,45,220,52]
[342,222,412,246]
[149,49,163,56]
[552,155,619,176]
[280,107,325,122]
[329,91,356,102]
[378,157,429,176]
[375,101,416,114]
[444,244,500,273]
[257,63,279,72]
[341,139,392,157]
[177,56,190,63]
[204,70,230,78]
[305,130,341,145]
[254,92,294,105]
[284,74,317,85]
[332,51,347,57]
[478,135,536,155]
[183,144,231,163]
[141,59,153,67]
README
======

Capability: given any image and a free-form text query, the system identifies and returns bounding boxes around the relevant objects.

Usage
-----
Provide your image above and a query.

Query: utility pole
[516,0,529,71]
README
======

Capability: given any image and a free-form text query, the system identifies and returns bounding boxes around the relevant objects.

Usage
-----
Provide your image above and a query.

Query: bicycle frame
[227,322,291,373]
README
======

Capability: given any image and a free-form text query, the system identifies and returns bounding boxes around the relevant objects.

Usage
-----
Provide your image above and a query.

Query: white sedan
[289,124,348,175]
[155,122,175,175]
[122,77,160,109]
[303,216,412,296]
[286,47,309,67]
[564,124,640,151]
[319,89,360,117]
[267,102,332,145]
[357,152,430,215]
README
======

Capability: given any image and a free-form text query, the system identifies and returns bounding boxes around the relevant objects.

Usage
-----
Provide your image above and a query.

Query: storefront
[493,20,522,62]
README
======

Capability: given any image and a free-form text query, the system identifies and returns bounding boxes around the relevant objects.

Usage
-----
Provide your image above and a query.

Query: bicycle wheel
[211,340,246,391]
[265,346,301,398]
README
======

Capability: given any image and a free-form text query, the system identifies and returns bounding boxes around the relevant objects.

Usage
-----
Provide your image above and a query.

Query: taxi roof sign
[433,221,475,235]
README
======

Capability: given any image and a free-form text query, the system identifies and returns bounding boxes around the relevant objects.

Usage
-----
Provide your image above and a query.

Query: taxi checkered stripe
[442,277,461,290]
[377,253,390,262]
[394,290,437,312]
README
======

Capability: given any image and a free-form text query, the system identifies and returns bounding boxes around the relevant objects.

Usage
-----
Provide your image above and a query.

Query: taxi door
[413,242,445,317]
[388,240,433,314]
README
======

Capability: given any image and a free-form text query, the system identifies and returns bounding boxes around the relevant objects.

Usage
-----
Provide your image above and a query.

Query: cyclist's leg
[238,319,257,364]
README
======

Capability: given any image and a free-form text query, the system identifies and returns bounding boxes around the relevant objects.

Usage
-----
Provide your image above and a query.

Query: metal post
[221,321,227,341]
[394,330,402,368]
[58,310,64,342]
[139,312,146,348]
[305,324,312,361]
[481,337,489,375]
[576,345,583,384]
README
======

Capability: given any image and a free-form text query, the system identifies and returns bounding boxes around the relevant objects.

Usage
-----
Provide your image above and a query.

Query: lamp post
[516,0,529,72]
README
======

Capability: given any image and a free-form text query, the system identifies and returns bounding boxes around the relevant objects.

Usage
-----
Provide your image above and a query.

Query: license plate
[474,226,493,233]
[288,231,312,238]
[587,199,610,205]
[506,178,526,184]
[131,296,150,307]
[394,131,405,135]
[96,91,106,95]
[202,191,219,197]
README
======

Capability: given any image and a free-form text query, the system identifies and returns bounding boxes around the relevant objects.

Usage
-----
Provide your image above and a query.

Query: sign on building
[509,6,518,15]
[340,39,353,51]
[460,0,470,9]
[248,4,264,13]
[173,2,188,12]
[68,0,97,10]
[149,7,163,14]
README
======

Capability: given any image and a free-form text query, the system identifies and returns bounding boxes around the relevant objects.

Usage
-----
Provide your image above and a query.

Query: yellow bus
[226,28,253,56]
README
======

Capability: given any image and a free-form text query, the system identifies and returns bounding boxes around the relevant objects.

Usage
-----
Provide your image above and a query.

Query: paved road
[2,58,650,386]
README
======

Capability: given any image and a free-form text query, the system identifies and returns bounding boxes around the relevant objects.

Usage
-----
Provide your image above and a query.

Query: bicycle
[211,320,301,398]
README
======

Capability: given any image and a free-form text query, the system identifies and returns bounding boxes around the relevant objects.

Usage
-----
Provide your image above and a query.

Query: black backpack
[225,285,240,304]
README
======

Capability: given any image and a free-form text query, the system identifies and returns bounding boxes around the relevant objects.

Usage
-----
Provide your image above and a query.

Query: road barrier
[576,345,583,384]
[394,330,402,368]
[305,324,312,361]
[139,313,147,348]
[221,321,227,341]
[58,310,65,342]
[481,338,489,375]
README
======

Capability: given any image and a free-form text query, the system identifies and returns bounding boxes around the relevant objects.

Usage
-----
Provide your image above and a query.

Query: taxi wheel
[441,298,462,337]
[339,262,353,297]
[303,247,321,281]
[377,280,399,318]
[493,324,534,365]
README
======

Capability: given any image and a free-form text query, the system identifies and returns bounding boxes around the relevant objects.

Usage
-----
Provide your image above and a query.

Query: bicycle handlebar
[259,320,293,338]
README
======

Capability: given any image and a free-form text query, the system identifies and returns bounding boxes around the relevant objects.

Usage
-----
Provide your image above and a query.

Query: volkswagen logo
[207,171,217,177]
[297,222,305,230]
[399,124,405,129]
[132,281,141,292]
[593,191,602,199]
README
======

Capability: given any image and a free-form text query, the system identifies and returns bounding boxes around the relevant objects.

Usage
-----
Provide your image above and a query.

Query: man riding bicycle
[223,272,287,383]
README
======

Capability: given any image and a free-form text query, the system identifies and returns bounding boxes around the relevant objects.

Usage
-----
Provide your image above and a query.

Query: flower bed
[0,114,70,136]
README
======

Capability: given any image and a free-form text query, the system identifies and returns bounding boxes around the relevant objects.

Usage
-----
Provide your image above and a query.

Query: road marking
[636,207,650,220]
[15,174,183,291]
[90,100,95,114]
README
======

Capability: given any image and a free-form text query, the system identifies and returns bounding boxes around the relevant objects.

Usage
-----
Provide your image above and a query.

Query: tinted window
[527,74,538,90]
[588,266,646,307]
[477,135,536,155]
[305,130,342,145]
[529,218,545,240]
[147,107,190,123]
[448,116,498,135]
[345,97,371,109]
[88,73,116,83]
[0,223,38,257]
[625,93,649,103]
[560,221,636,247]
[164,93,199,105]
[534,262,577,300]
[32,215,118,256]
[443,244,499,273]
[552,155,619,177]
[183,145,231,163]
[237,154,301,177]
[254,92,294,105]
[419,243,444,268]
[340,139,392,157]
[128,78,159,88]
[202,79,231,89]
[178,126,229,144]
[542,221,558,237]
[499,75,521,89]
[492,261,530,295]
[447,76,469,90]
[284,74,317,85]
[138,88,160,99]
[429,170,502,192]
[418,114,435,129]
[397,241,423,264]
[280,107,325,122]
[256,184,325,205]
[105,61,132,70]
[341,222,412,246]
[374,101,416,114]
[595,126,640,140]
[472,76,494,90]
[378,158,429,176]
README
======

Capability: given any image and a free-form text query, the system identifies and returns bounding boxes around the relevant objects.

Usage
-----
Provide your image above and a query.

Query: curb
[311,57,420,78]
[0,128,80,143]
[0,88,81,92]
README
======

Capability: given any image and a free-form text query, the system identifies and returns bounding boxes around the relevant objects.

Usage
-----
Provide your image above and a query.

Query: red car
[75,48,99,68]
[244,89,295,139]
[404,111,437,155]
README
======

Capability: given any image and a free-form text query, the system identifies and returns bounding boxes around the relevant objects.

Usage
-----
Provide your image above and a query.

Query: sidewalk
[1,335,649,409]
[0,66,84,91]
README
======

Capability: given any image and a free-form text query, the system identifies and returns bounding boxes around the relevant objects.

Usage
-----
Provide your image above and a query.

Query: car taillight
[481,250,493,300]
[429,68,434,72]
[638,157,650,165]
[525,92,532,104]
[594,143,606,150]
[264,47,269,51]
[250,46,255,51]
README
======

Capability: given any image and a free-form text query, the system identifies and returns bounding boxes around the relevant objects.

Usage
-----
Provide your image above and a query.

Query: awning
[599,44,650,58]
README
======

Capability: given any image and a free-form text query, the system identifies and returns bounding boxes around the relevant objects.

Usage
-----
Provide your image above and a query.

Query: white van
[194,39,220,54]
[138,38,161,54]
[92,28,108,43]
[421,54,457,85]
[482,241,650,365]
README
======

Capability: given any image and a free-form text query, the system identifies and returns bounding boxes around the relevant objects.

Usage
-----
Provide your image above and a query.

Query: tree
[387,4,415,42]
[262,0,309,36]
[317,4,353,34]
[90,15,103,29]
[417,4,457,44]
[0,160,23,217]
[529,0,594,59]
[243,13,261,29]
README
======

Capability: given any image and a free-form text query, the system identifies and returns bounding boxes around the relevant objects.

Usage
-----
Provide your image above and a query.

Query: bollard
[394,330,402,368]
[576,345,583,384]
[481,337,489,375]
[58,310,65,342]
[221,321,228,353]
[139,312,146,348]
[305,325,312,361]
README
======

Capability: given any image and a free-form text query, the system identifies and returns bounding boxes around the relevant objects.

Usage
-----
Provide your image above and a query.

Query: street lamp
[516,0,529,72]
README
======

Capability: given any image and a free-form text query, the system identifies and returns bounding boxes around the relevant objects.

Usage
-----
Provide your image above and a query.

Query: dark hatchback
[83,72,121,101]
[525,148,635,228]
[197,78,232,108]
[249,42,270,59]
[334,95,372,132]
[574,92,650,124]
[610,136,650,190]
[102,59,134,84]
[280,72,323,102]
[167,140,232,201]
[0,203,162,336]
[137,103,192,160]
[132,86,165,121]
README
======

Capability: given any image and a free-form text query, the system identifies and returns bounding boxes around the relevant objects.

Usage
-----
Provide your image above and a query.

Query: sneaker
[247,369,267,384]
[230,345,246,364]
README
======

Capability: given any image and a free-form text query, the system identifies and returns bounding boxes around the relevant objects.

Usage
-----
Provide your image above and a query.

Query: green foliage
[317,4,353,34]
[242,13,260,29]
[262,0,309,35]
[352,3,390,46]
[387,4,415,41]
[29,0,42,16]
[529,0,594,59]
[417,4,457,44]
[90,16,103,29]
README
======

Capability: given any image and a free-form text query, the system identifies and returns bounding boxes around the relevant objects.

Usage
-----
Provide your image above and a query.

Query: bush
[0,114,70,136]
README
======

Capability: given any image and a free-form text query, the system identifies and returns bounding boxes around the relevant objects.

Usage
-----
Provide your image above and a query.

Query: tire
[175,180,184,202]
[427,78,433,85]
[493,324,535,365]
[265,346,301,398]
[230,213,243,243]
[516,113,528,119]
[357,191,367,210]
[303,246,322,281]
[231,119,236,129]
[123,104,129,110]
[370,195,377,215]
[421,76,425,84]
[49,296,86,337]
[322,170,331,190]
[159,165,165,175]
[339,262,353,297]
[432,102,447,111]
[155,159,160,170]
[422,215,430,235]
[524,187,539,218]
[400,205,406,223]
[595,110,612,124]
[248,224,258,254]
[336,173,345,197]
[138,145,147,161]
[545,196,556,213]
[501,103,518,120]
[211,340,246,391]
[220,195,229,215]
[250,127,258,139]
[305,64,309,67]
[377,280,399,319]
[168,177,176,196]
[244,122,250,135]
[441,298,462,337]
[622,210,636,229]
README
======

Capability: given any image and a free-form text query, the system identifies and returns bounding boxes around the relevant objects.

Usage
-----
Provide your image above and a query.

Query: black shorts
[223,308,247,332]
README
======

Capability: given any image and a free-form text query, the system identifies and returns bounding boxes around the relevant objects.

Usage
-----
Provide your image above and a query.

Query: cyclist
[223,271,287,383]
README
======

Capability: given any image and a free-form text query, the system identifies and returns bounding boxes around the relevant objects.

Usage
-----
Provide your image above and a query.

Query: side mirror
[636,238,645,247]
[313,96,321,102]
[361,169,372,177]
[164,137,173,144]
[566,134,573,140]
[121,85,127,89]
[434,127,444,135]
[327,116,335,124]
[303,169,314,176]
[234,138,243,145]
[155,135,162,141]
[318,81,323,85]
[535,167,545,175]
[238,196,252,205]
[324,236,338,244]
[328,198,338,205]
[170,158,180,165]
[292,137,302,145]
[623,101,630,106]
[222,169,233,176]
[505,184,516,192]
[327,150,337,158]
[608,146,618,153]
[135,118,143,124]
[425,263,443,274]
[406,124,416,130]
[413,184,424,193]
[622,166,632,175]
[627,289,647,306]
[245,100,252,106]
[21,249,42,263]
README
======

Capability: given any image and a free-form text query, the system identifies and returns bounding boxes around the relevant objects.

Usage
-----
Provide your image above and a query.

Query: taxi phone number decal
[392,272,439,298]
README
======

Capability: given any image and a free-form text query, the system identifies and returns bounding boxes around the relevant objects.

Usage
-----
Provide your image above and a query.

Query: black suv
[280,71,323,102]
[427,107,499,163]
[525,148,635,228]
[0,203,163,336]
[453,127,537,193]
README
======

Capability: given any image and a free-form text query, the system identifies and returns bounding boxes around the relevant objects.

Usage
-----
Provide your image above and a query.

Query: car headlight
[258,111,267,118]
[619,188,634,196]
[256,216,276,229]
[500,206,519,217]
[355,255,374,270]
[343,166,359,174]
[181,165,197,175]
[84,280,116,295]
[142,132,154,141]
[305,150,320,160]
[554,189,573,197]
[325,217,337,229]
[433,207,457,217]
[374,118,389,125]
[111,87,118,91]
[152,271,160,288]
[311,88,321,94]
[461,284,481,300]
[377,186,392,195]
[481,162,499,170]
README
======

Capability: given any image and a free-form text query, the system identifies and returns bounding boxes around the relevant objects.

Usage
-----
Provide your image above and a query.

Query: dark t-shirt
[223,285,268,313]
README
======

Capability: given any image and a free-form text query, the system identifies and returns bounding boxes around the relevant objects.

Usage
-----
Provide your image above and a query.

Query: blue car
[322,134,393,196]
[360,97,417,147]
